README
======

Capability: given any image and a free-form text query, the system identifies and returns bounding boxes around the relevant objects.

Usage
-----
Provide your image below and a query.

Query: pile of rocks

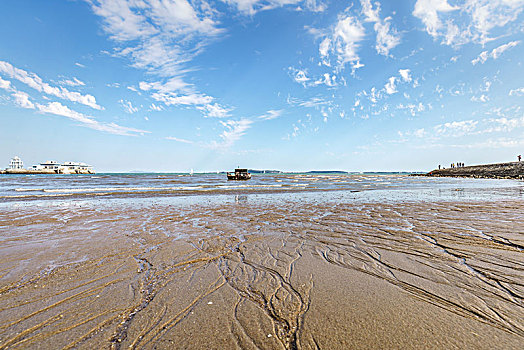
[423,162,524,179]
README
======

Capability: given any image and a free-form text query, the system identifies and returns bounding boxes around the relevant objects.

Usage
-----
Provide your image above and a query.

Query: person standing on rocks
[519,155,522,162]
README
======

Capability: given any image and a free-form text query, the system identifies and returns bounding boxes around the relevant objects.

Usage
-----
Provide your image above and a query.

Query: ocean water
[0,172,523,204]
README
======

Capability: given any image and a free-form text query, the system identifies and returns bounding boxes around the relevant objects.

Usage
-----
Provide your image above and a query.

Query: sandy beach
[1,180,523,349]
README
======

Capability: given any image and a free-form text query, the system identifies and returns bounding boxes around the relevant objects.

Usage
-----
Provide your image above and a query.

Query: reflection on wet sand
[0,198,523,349]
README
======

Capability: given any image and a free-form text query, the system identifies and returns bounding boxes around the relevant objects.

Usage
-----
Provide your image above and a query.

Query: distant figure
[438,165,441,170]
[519,155,522,162]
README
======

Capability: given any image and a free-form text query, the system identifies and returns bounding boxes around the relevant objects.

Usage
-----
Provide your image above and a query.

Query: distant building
[60,162,93,174]
[8,156,24,169]
[32,161,60,171]
[2,158,94,174]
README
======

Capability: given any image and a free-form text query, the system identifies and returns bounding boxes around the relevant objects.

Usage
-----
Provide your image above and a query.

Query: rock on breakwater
[419,161,524,179]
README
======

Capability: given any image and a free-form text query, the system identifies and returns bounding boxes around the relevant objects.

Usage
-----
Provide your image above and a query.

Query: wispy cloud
[87,0,225,78]
[258,109,283,120]
[471,41,520,65]
[197,103,232,118]
[319,12,365,71]
[413,0,524,46]
[434,120,478,136]
[0,61,103,110]
[165,136,193,144]
[0,77,11,90]
[36,101,148,136]
[360,0,400,56]
[384,77,397,94]
[209,119,253,149]
[3,81,147,136]
[509,87,524,96]
[13,90,35,109]
[149,103,164,111]
[223,0,325,16]
[59,77,85,87]
[119,99,139,113]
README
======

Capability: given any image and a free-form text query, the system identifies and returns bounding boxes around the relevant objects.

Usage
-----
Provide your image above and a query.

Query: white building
[8,156,24,169]
[32,160,60,171]
[60,162,93,173]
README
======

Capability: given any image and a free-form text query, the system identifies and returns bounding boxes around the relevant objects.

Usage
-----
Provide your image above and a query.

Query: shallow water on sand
[0,175,523,349]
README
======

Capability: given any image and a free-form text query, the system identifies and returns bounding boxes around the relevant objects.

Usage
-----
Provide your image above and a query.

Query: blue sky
[1,0,523,172]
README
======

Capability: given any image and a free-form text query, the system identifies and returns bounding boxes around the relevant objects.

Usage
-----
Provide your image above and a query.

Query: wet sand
[0,197,523,349]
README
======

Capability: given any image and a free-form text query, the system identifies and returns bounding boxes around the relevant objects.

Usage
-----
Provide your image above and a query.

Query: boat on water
[227,168,251,180]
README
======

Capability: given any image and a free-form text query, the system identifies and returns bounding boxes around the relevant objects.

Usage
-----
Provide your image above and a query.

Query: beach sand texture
[0,197,523,349]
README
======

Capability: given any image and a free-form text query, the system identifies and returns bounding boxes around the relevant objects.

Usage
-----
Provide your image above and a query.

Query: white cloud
[413,0,458,37]
[471,51,489,65]
[139,77,190,94]
[13,91,35,109]
[396,102,426,116]
[491,40,520,59]
[509,87,524,96]
[360,0,380,22]
[384,77,397,94]
[60,77,85,87]
[0,77,11,90]
[485,116,524,133]
[149,103,164,111]
[466,0,524,44]
[470,94,489,102]
[434,120,478,136]
[374,18,400,56]
[75,62,86,68]
[36,101,148,136]
[258,109,283,120]
[289,68,311,86]
[314,73,337,87]
[210,119,253,149]
[0,61,102,110]
[119,99,139,113]
[88,0,224,77]
[319,13,365,70]
[298,97,329,108]
[37,101,96,124]
[165,136,193,143]
[360,1,400,56]
[413,128,426,138]
[88,0,234,119]
[399,69,412,82]
[2,78,145,136]
[413,0,524,46]
[471,41,520,64]
[222,0,325,15]
[197,103,232,118]
[152,92,213,106]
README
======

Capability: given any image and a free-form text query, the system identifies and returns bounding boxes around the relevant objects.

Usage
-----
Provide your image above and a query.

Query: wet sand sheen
[0,199,523,349]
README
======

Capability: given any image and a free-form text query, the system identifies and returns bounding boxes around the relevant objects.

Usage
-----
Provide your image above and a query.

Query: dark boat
[227,168,252,180]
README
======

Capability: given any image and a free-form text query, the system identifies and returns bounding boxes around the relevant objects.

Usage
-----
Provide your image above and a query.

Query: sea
[1,172,523,205]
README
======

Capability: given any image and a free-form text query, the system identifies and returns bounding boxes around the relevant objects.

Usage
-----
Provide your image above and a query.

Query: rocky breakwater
[421,161,524,179]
